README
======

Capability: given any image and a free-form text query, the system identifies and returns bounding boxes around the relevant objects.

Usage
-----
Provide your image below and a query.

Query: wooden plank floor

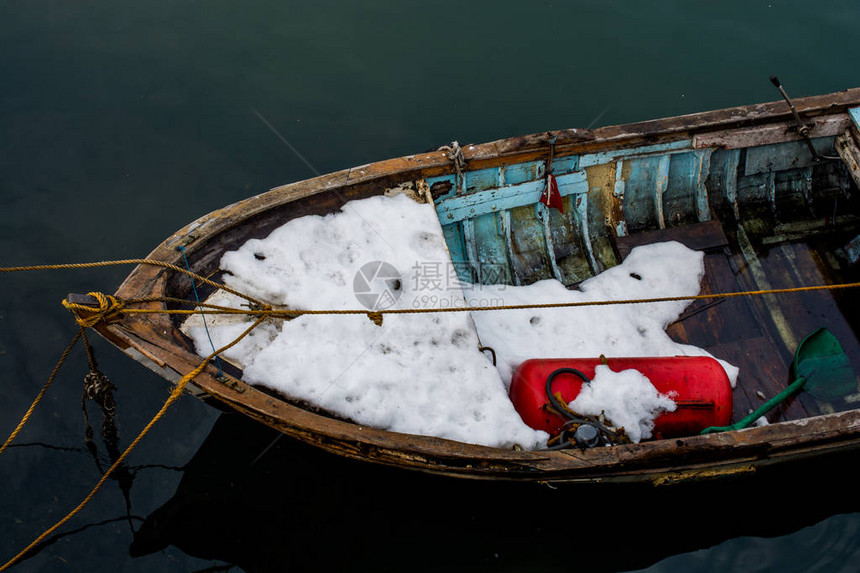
[731,239,860,417]
[616,221,860,424]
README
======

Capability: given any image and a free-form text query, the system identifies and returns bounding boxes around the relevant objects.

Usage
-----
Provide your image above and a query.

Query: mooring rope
[0,313,270,571]
[7,259,860,324]
[58,281,860,326]
[0,331,82,457]
[0,259,267,308]
[3,256,860,569]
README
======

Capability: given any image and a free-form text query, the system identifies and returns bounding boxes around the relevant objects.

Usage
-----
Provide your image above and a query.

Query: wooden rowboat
[74,86,860,484]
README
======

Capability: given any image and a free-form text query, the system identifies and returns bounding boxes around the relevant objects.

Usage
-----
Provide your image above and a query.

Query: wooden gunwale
[94,88,860,483]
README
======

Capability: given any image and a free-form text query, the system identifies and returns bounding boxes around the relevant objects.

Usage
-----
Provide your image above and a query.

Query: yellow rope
[2,257,859,567]
[0,331,82,457]
[7,258,860,322]
[0,313,270,571]
[62,292,126,328]
[1,259,267,308]
[89,281,860,320]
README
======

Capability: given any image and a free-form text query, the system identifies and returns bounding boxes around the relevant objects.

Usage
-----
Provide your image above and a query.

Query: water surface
[2,2,859,571]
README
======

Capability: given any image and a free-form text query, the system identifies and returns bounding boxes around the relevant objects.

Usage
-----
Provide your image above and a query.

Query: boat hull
[85,88,860,483]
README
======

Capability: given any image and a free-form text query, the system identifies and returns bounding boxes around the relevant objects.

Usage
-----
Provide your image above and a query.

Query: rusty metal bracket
[217,373,245,393]
[770,75,819,161]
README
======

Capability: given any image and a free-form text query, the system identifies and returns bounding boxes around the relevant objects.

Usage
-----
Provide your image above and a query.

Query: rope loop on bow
[62,292,125,327]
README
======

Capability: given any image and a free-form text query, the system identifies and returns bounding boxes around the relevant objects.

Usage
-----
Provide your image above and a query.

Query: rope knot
[63,292,125,327]
[438,141,466,175]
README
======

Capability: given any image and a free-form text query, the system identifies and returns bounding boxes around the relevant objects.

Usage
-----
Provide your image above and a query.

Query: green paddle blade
[701,328,854,435]
[794,328,855,401]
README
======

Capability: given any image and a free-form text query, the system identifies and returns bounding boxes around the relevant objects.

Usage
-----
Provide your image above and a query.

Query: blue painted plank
[655,155,671,229]
[550,155,579,175]
[426,174,456,188]
[507,203,553,283]
[504,161,542,186]
[723,148,741,221]
[499,156,579,189]
[619,155,662,232]
[660,150,710,226]
[578,139,692,169]
[435,170,588,224]
[570,192,599,274]
[850,106,860,131]
[744,140,805,176]
[461,219,480,283]
[427,174,458,203]
[497,210,522,285]
[744,138,836,175]
[463,166,502,194]
[694,149,713,222]
[441,222,465,263]
[537,203,564,282]
[469,212,513,284]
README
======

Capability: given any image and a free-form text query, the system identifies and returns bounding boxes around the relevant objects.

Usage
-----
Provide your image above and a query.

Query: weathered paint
[462,166,502,194]
[836,130,860,189]
[745,138,836,175]
[497,210,522,286]
[799,167,814,213]
[578,138,693,168]
[435,170,588,223]
[549,154,579,175]
[655,154,671,229]
[766,170,777,217]
[842,233,860,265]
[587,161,622,273]
[508,203,553,283]
[548,196,591,284]
[431,125,848,288]
[441,221,466,270]
[471,212,513,285]
[850,106,860,131]
[503,160,541,186]
[694,149,713,222]
[692,116,849,149]
[571,191,600,275]
[613,159,628,236]
[461,218,480,283]
[723,149,741,221]
[621,155,662,232]
[536,202,565,282]
[97,88,860,483]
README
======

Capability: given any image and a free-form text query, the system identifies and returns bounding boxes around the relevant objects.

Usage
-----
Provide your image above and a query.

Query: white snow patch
[470,241,739,387]
[182,194,739,450]
[183,194,547,449]
[569,366,677,443]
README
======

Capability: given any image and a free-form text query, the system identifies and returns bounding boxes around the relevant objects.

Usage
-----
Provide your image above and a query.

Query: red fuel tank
[510,356,733,440]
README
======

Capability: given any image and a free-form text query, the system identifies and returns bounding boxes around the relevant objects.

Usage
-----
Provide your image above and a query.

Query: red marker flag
[540,173,564,213]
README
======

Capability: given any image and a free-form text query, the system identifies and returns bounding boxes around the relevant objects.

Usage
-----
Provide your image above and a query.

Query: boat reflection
[131,412,860,572]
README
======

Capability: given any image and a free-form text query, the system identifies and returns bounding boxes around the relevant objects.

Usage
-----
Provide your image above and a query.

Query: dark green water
[2,1,859,571]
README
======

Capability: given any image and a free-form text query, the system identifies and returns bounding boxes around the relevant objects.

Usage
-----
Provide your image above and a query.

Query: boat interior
[426,124,860,426]
[170,105,860,433]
